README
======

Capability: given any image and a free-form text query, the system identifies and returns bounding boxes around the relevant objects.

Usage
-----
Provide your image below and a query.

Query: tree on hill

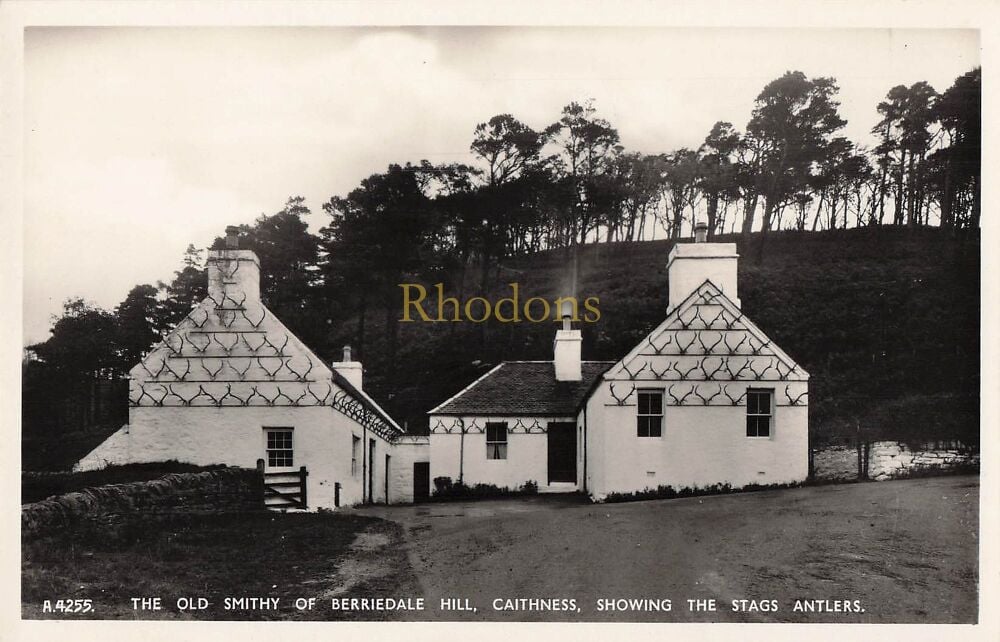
[321,165,443,363]
[113,284,163,367]
[745,71,847,247]
[699,122,741,239]
[931,67,981,229]
[158,245,207,329]
[548,100,622,245]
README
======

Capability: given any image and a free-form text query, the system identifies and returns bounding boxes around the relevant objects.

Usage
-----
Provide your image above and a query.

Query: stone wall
[22,467,263,538]
[811,440,978,482]
[867,441,979,480]
[811,445,860,481]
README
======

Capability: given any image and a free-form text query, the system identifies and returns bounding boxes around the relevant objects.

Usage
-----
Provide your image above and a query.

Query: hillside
[368,226,979,446]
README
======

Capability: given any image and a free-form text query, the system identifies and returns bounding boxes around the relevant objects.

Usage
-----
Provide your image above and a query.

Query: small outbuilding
[429,224,809,500]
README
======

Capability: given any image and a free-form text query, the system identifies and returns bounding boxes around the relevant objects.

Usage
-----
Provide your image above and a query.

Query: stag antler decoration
[697,357,725,381]
[697,332,723,355]
[674,331,696,355]
[163,358,191,381]
[646,334,672,355]
[722,384,748,406]
[620,361,648,380]
[285,355,314,381]
[256,356,283,378]
[722,333,748,355]
[241,307,266,328]
[746,357,774,381]
[212,333,239,354]
[609,382,636,405]
[201,359,224,380]
[670,361,699,380]
[667,384,695,406]
[693,384,721,406]
[784,385,808,405]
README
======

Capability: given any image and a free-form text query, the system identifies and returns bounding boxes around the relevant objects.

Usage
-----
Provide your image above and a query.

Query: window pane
[649,392,662,414]
[747,392,760,415]
[638,416,661,438]
[747,416,757,437]
[638,393,650,414]
[758,392,771,414]
[758,418,770,437]
[487,422,507,443]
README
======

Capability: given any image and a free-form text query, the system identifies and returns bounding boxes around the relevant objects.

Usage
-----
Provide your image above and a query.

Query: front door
[547,422,577,484]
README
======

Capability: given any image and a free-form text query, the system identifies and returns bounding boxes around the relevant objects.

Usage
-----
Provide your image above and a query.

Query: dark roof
[430,361,614,416]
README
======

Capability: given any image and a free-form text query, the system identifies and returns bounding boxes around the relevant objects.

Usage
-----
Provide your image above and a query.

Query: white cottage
[77,228,430,509]
[429,223,809,501]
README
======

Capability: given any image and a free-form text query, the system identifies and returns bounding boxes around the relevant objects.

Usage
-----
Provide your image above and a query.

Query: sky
[23,26,979,345]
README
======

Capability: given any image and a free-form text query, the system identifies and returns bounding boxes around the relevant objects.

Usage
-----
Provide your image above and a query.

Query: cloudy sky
[23,26,978,345]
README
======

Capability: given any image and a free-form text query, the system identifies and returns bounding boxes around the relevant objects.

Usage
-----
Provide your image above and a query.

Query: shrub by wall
[22,467,263,538]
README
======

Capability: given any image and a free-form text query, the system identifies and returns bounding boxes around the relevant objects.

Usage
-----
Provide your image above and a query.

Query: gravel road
[355,475,979,623]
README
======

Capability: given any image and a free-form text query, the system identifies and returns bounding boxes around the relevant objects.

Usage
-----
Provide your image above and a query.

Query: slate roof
[429,361,615,416]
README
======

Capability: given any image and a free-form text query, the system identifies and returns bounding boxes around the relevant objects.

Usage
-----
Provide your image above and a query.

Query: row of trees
[25,66,980,439]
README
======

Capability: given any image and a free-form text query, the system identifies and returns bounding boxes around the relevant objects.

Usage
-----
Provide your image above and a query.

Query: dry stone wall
[811,440,978,482]
[867,441,979,480]
[22,468,262,538]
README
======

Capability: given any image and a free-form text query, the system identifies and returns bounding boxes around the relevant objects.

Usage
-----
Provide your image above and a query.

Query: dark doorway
[385,454,391,504]
[413,461,430,503]
[547,422,577,484]
[368,439,376,503]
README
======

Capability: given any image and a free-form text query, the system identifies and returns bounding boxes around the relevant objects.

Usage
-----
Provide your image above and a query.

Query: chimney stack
[333,344,363,390]
[667,237,740,310]
[694,221,708,243]
[553,300,582,381]
[206,225,261,302]
[225,225,240,249]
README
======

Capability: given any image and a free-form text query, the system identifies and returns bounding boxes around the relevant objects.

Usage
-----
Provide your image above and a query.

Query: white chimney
[553,300,582,381]
[667,232,740,310]
[206,226,261,302]
[333,344,363,390]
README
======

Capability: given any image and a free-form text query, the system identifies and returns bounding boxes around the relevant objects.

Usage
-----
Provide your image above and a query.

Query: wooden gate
[258,461,308,510]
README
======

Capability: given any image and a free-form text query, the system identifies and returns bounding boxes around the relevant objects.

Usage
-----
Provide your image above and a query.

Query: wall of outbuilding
[428,415,571,491]
[387,435,430,504]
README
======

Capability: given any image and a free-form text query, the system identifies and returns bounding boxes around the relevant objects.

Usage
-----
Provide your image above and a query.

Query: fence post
[299,466,308,509]
[335,482,341,508]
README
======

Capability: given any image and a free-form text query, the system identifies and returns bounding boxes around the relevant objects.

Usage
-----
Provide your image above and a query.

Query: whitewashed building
[429,223,809,501]
[76,228,430,509]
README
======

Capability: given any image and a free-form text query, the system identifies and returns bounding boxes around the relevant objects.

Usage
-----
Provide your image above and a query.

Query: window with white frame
[486,422,508,459]
[265,428,293,467]
[351,435,360,476]
[746,389,773,438]
[637,389,663,437]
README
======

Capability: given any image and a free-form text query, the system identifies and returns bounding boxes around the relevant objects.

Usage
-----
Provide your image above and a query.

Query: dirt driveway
[354,476,979,623]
